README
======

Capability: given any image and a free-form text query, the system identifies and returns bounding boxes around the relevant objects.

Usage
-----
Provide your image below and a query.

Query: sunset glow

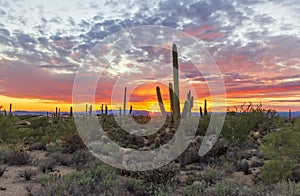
[0,0,299,113]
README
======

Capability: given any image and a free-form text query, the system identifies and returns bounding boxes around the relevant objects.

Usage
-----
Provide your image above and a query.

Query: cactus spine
[156,86,166,117]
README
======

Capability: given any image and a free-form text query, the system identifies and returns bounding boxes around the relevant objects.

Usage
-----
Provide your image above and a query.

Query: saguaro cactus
[172,44,185,168]
[55,107,58,117]
[70,106,73,117]
[172,44,181,129]
[200,106,203,118]
[182,90,194,118]
[123,87,127,116]
[169,82,174,122]
[156,86,166,117]
[204,99,208,116]
[105,105,108,115]
[9,103,12,116]
[89,105,92,116]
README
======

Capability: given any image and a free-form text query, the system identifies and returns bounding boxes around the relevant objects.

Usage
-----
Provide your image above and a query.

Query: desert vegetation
[0,103,299,195]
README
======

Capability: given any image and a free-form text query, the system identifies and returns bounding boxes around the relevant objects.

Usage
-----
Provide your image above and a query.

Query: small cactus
[204,99,208,116]
[70,106,73,117]
[9,103,12,116]
[123,87,127,116]
[105,105,108,115]
[89,105,92,116]
[155,137,160,148]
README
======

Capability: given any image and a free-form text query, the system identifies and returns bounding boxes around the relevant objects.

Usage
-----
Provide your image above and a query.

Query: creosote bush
[2,151,31,166]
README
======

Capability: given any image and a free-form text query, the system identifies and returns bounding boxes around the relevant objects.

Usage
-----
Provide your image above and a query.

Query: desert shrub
[185,181,206,195]
[122,177,172,196]
[61,133,86,154]
[28,142,46,151]
[19,169,34,181]
[121,163,179,195]
[34,162,120,195]
[221,104,278,143]
[49,152,73,166]
[0,115,19,142]
[206,181,255,196]
[221,113,258,143]
[261,159,295,184]
[3,151,31,166]
[130,163,179,185]
[185,181,272,196]
[122,178,139,193]
[28,116,49,129]
[202,167,222,185]
[38,161,55,173]
[71,150,93,169]
[261,122,300,184]
[42,119,77,144]
[281,181,300,195]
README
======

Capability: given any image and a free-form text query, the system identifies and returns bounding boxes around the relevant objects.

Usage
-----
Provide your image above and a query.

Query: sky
[0,0,299,112]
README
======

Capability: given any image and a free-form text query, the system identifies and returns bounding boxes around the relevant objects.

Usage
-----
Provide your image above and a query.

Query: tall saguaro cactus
[172,44,181,129]
[172,44,185,168]
[156,86,166,117]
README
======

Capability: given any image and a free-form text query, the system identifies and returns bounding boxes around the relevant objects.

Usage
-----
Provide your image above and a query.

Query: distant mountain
[9,110,300,118]
[277,111,300,118]
[11,110,151,116]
